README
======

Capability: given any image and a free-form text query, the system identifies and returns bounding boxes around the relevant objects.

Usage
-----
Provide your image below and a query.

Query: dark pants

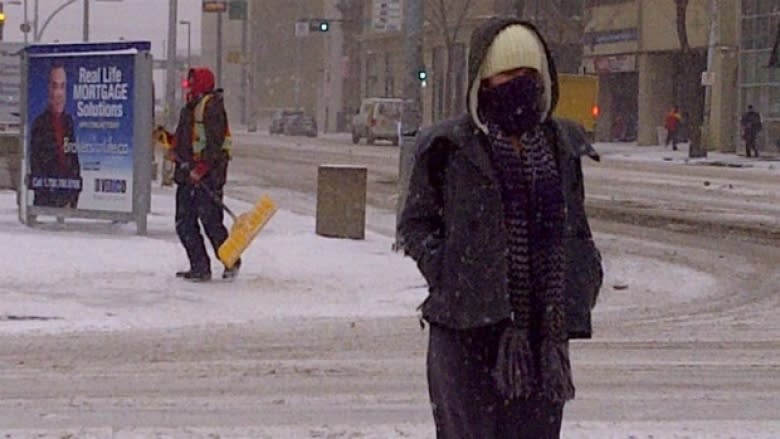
[665,129,678,150]
[427,323,565,439]
[175,183,229,273]
[744,133,758,157]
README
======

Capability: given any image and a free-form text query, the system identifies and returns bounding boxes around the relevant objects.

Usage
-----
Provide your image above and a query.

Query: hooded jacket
[173,67,229,186]
[398,17,603,338]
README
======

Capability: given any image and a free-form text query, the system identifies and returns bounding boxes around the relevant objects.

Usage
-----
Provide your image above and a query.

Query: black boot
[177,270,211,282]
[222,258,242,280]
[184,270,211,282]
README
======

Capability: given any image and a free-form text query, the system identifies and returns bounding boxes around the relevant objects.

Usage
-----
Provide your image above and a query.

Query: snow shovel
[201,185,278,269]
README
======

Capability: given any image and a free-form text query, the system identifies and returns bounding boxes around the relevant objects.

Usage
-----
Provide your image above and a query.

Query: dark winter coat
[398,16,602,339]
[173,90,229,188]
[398,115,602,338]
[741,110,762,139]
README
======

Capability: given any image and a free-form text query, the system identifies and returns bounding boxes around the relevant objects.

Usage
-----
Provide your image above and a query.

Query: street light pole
[33,0,121,43]
[84,0,89,43]
[83,0,89,42]
[178,20,191,69]
[4,1,28,44]
[165,0,178,130]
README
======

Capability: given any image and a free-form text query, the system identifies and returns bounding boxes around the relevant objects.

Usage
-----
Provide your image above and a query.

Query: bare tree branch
[424,0,447,34]
[675,0,690,52]
[451,0,474,45]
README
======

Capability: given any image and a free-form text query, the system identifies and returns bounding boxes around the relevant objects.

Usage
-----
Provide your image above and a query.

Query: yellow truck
[554,74,599,139]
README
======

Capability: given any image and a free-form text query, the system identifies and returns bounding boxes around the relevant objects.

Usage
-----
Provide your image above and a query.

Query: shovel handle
[198,183,237,221]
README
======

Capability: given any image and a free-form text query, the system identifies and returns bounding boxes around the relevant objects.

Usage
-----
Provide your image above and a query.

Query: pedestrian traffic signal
[0,10,5,41]
[417,69,428,87]
[309,19,330,32]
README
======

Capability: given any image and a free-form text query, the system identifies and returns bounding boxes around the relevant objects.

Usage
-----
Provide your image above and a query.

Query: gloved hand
[189,162,209,184]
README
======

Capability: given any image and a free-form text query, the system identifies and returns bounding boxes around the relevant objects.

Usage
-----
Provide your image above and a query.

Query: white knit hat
[468,24,553,133]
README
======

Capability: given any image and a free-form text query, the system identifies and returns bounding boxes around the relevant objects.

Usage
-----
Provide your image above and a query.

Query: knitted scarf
[486,123,575,403]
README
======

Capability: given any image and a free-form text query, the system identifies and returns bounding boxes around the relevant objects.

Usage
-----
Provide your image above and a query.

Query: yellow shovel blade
[217,195,278,269]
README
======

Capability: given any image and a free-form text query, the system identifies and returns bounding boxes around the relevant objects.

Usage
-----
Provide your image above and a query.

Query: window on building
[384,52,394,97]
[739,2,780,150]
[366,53,378,97]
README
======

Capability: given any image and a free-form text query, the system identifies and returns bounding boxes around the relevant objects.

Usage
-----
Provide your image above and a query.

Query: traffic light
[0,4,5,41]
[417,69,428,87]
[309,18,330,32]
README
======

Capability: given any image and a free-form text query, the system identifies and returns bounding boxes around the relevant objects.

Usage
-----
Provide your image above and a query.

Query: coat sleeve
[397,134,449,290]
[552,118,604,340]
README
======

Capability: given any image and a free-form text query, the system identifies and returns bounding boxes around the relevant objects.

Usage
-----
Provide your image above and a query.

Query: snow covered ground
[0,190,426,335]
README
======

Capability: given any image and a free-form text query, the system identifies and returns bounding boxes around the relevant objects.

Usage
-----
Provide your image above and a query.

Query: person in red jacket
[172,67,239,282]
[664,105,682,151]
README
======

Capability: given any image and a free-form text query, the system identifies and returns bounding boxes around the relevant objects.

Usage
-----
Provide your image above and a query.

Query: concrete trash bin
[316,165,367,239]
[0,133,21,190]
[657,126,668,146]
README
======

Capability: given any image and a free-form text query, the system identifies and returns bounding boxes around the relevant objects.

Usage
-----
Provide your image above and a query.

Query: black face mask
[478,75,543,137]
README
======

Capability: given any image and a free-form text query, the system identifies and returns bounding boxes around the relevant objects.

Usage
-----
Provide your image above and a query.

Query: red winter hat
[187,67,215,98]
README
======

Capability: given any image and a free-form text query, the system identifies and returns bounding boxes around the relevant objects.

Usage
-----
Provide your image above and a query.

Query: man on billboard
[29,62,81,208]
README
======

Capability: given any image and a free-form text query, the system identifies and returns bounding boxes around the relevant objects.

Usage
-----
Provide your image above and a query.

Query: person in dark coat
[398,17,603,438]
[29,62,81,208]
[741,105,762,158]
[173,67,239,282]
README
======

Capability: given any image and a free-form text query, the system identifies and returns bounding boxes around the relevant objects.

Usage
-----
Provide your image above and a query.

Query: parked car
[283,113,318,137]
[351,98,402,145]
[269,109,303,135]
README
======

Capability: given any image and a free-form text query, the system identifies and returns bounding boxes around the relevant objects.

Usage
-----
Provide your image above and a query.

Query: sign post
[19,41,153,235]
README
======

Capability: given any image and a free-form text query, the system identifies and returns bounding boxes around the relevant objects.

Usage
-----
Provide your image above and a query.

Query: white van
[351,98,402,146]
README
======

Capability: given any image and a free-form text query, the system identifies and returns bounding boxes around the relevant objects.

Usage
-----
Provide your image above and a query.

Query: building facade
[353,0,586,127]
[585,0,778,153]
[739,0,779,153]
[200,0,342,131]
[199,0,774,153]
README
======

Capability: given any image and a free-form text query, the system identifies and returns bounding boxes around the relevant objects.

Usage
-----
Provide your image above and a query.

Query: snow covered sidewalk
[0,189,426,334]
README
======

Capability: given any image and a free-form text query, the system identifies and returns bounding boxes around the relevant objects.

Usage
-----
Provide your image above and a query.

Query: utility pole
[83,0,89,42]
[240,3,248,125]
[695,0,716,158]
[294,0,303,109]
[395,0,424,250]
[165,0,178,130]
[247,2,259,132]
[216,11,223,87]
[401,0,423,134]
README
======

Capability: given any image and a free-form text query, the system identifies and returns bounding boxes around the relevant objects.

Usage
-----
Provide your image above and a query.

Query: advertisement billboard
[20,42,153,234]
[26,52,135,212]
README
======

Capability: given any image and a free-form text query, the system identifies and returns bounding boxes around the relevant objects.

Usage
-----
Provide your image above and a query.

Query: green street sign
[228,0,247,20]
